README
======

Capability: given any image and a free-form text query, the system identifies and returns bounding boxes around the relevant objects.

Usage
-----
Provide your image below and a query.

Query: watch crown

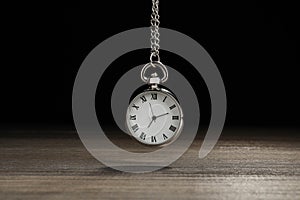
[148,72,161,85]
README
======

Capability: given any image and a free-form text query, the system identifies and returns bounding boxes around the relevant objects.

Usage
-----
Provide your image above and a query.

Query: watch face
[126,90,183,145]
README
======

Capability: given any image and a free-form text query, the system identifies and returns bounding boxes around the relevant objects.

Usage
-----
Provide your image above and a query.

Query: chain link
[150,0,160,60]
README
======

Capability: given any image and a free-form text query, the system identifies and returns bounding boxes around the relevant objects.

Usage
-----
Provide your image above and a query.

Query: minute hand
[156,112,169,119]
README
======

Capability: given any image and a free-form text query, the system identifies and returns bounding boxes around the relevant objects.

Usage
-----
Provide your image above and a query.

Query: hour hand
[156,112,169,119]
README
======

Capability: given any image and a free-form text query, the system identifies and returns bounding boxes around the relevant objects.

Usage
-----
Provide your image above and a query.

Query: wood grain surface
[0,129,299,199]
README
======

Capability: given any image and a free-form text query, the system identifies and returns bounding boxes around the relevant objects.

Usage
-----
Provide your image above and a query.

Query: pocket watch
[126,61,183,146]
[125,0,183,146]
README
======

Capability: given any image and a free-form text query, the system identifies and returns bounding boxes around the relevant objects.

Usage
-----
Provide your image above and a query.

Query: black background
[1,1,299,130]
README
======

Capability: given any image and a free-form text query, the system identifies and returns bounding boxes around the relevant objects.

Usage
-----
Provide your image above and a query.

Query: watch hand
[147,118,154,128]
[156,112,169,119]
[149,103,155,119]
[147,115,157,128]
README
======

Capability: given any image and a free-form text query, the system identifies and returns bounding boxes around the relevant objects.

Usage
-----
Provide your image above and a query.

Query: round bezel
[126,87,183,146]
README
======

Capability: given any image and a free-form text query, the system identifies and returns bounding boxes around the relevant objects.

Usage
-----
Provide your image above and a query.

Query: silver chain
[150,0,160,61]
[141,0,168,84]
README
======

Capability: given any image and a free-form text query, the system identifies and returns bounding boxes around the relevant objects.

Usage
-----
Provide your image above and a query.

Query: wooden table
[0,128,299,199]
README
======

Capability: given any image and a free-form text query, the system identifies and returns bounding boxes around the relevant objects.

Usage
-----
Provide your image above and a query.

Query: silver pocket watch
[125,0,183,146]
[126,60,183,146]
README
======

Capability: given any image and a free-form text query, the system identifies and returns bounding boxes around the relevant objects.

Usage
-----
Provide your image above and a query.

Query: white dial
[126,90,183,145]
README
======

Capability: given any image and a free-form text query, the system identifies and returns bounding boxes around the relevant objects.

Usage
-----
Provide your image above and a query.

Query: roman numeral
[163,133,168,140]
[172,116,179,120]
[132,124,139,132]
[139,132,146,140]
[151,93,157,100]
[140,96,147,103]
[151,136,157,143]
[132,104,139,110]
[169,104,176,110]
[163,96,167,102]
[169,125,176,132]
[130,115,136,120]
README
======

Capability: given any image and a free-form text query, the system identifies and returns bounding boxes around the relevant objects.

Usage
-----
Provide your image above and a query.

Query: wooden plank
[0,129,299,199]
